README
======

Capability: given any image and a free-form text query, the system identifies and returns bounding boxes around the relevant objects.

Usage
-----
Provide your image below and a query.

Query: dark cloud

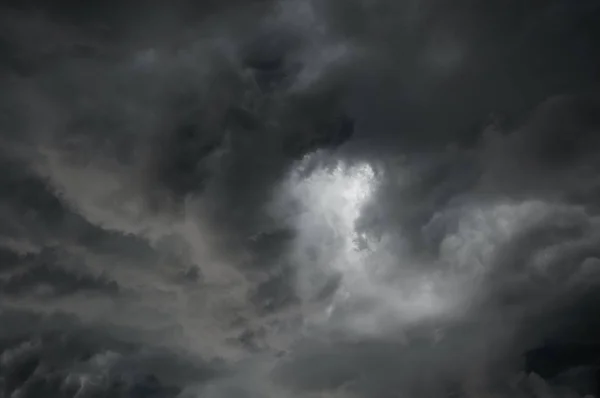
[1,0,600,397]
[0,310,221,398]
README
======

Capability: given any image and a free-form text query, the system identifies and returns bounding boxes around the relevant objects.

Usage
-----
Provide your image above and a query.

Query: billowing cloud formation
[1,0,600,397]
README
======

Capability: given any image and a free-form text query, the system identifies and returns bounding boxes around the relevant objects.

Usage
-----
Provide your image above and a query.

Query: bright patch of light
[273,154,448,336]
[281,156,376,270]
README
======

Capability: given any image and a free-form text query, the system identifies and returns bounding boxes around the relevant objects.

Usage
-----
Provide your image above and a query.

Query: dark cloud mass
[0,0,600,397]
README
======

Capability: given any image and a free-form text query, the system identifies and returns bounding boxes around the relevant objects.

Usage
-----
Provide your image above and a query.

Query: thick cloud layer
[1,1,600,397]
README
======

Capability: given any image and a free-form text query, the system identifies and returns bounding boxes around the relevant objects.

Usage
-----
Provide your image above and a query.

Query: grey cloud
[0,310,221,398]
[287,94,600,397]
[1,1,600,397]
[0,246,119,298]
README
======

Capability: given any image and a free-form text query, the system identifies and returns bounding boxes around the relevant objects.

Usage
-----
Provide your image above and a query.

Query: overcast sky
[1,1,600,397]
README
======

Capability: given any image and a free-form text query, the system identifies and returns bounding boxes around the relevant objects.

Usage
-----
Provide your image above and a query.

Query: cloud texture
[1,0,600,397]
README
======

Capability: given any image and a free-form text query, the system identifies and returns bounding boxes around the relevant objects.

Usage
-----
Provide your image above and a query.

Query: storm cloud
[0,0,600,397]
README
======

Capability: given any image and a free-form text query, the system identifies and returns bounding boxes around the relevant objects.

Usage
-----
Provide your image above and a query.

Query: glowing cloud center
[275,157,380,315]
[276,156,449,336]
[285,158,375,257]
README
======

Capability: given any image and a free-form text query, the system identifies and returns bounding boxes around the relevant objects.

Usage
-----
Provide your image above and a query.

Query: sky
[0,0,600,397]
